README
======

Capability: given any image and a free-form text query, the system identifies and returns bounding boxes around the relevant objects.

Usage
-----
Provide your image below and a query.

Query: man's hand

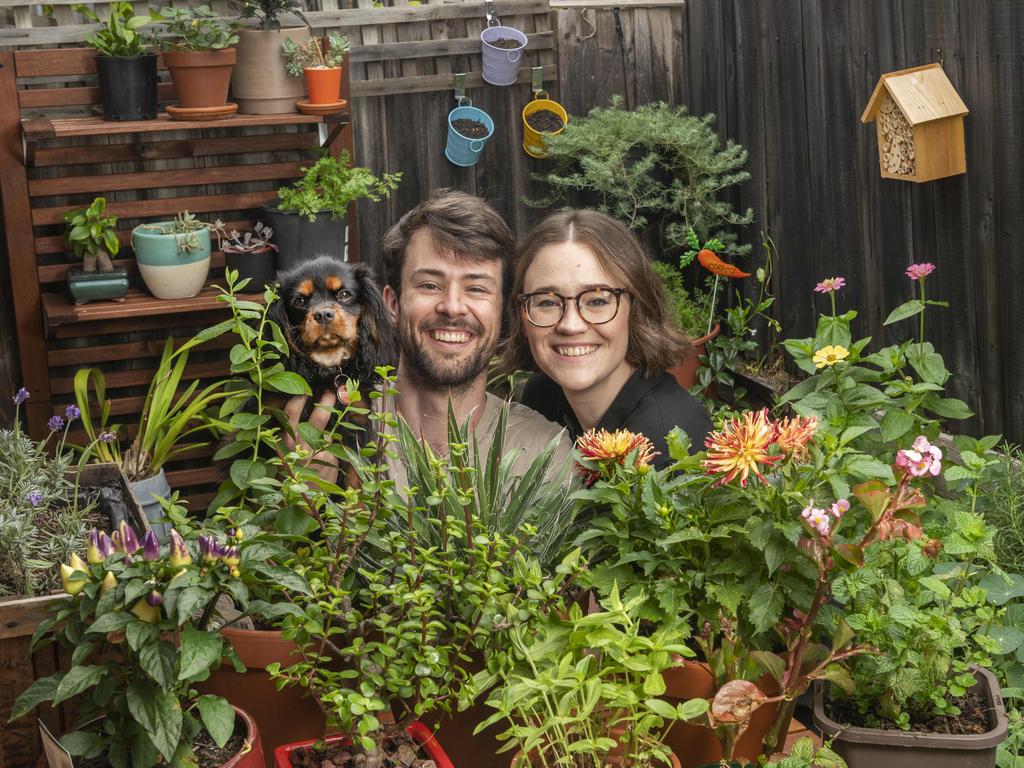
[282,390,340,484]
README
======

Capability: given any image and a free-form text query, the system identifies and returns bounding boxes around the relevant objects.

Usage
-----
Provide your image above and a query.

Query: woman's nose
[555,300,588,333]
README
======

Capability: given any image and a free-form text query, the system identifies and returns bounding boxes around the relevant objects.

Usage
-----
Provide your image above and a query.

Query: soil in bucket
[526,109,565,133]
[488,37,523,48]
[826,688,992,735]
[452,118,489,138]
[71,720,250,768]
[286,732,433,768]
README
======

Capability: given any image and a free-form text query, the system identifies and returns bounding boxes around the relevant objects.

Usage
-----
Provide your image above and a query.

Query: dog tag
[336,386,351,406]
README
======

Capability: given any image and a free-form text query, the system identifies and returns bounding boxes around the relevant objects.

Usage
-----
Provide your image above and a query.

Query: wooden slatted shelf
[40,285,265,331]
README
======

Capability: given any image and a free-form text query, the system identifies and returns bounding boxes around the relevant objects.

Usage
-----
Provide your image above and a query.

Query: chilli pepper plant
[8,518,291,767]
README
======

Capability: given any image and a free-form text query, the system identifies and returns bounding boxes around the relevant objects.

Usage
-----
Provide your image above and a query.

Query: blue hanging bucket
[445,104,495,167]
[480,25,527,86]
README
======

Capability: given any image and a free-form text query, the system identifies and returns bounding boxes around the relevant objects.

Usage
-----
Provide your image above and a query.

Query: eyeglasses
[520,288,627,328]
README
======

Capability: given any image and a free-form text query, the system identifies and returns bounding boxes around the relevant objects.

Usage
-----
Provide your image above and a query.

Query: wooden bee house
[861,63,968,182]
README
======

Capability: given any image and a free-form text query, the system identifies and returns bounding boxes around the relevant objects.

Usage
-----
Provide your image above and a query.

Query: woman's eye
[338,289,353,301]
[535,297,560,309]
[583,297,609,308]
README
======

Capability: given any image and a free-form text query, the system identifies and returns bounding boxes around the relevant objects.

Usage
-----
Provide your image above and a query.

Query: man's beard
[399,320,495,393]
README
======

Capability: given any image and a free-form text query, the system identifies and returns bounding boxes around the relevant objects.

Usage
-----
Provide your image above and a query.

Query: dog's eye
[292,295,308,307]
[338,289,353,302]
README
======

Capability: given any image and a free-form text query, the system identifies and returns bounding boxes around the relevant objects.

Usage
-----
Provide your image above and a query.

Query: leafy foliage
[152,5,240,52]
[74,2,151,57]
[235,0,308,30]
[276,151,401,222]
[650,260,714,339]
[64,197,120,263]
[281,32,349,76]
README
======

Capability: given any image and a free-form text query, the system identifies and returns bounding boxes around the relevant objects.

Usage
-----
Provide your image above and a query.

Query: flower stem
[918,278,926,344]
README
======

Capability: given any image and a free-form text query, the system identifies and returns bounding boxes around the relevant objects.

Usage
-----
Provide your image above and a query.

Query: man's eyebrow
[524,283,612,293]
[409,268,497,283]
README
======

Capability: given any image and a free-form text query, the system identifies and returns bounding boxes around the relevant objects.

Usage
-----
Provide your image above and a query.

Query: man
[287,189,572,487]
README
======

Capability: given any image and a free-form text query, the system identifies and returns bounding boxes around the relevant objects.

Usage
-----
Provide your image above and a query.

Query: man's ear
[382,285,399,324]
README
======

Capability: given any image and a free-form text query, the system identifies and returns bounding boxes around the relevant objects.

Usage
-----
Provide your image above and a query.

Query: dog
[269,255,398,408]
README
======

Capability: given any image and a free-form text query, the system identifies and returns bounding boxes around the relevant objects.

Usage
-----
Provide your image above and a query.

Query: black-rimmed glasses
[520,288,627,328]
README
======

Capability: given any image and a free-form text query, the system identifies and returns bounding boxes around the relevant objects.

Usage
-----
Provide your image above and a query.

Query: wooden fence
[2,0,1023,446]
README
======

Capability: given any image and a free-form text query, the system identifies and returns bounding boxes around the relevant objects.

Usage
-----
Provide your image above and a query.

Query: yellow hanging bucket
[522,92,568,158]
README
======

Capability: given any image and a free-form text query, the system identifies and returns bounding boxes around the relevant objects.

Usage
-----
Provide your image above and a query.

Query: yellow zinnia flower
[812,345,849,369]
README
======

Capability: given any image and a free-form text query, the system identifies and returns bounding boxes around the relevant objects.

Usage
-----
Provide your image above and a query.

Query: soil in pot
[525,109,565,133]
[284,731,439,768]
[452,118,489,138]
[826,688,992,735]
[487,37,524,49]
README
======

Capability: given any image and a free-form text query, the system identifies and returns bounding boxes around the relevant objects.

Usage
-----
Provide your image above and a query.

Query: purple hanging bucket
[481,25,527,86]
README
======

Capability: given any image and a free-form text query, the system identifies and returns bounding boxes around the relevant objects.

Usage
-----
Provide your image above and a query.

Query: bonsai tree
[236,0,308,30]
[281,31,349,76]
[64,197,120,273]
[275,151,401,222]
[527,96,753,263]
[73,1,151,56]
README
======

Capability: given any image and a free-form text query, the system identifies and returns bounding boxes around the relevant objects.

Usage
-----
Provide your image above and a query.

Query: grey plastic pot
[128,468,172,542]
[812,666,1008,768]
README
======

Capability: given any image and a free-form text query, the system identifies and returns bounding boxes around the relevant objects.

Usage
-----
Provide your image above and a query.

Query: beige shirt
[383,392,574,495]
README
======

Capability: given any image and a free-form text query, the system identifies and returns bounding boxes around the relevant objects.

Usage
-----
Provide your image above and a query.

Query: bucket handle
[506,48,522,63]
[469,139,486,152]
[533,89,549,101]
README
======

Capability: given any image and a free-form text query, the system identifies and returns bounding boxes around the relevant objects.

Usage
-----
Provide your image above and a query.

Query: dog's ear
[352,263,398,381]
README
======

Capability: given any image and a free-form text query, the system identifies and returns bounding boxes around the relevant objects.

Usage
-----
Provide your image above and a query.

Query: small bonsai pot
[274,722,452,768]
[812,666,1009,768]
[67,266,129,304]
[224,246,277,292]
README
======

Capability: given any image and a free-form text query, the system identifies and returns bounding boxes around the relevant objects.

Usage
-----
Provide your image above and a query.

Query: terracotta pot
[274,722,452,768]
[233,28,309,114]
[667,323,720,390]
[36,705,263,768]
[812,666,1008,768]
[304,66,342,104]
[164,48,237,109]
[660,660,784,768]
[197,627,326,768]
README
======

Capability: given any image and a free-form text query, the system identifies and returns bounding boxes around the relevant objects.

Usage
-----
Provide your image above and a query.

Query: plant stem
[919,278,926,344]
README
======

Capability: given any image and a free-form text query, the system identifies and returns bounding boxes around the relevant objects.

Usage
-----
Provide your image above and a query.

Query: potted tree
[153,5,240,120]
[232,0,311,115]
[212,220,279,291]
[63,197,129,304]
[9,521,265,768]
[72,1,156,120]
[131,211,214,299]
[282,31,350,112]
[262,152,401,269]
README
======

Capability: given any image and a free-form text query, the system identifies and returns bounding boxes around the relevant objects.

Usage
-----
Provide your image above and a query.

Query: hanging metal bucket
[445,104,495,167]
[522,93,568,158]
[480,25,527,86]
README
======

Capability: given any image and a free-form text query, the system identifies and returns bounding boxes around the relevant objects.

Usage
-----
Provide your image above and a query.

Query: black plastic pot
[95,53,158,121]
[224,246,277,292]
[812,666,1008,768]
[261,200,348,271]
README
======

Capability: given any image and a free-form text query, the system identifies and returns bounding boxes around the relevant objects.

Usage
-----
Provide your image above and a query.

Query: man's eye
[338,289,353,301]
[418,282,440,291]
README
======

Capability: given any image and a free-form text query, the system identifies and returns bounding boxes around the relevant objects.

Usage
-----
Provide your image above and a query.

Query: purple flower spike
[48,415,64,432]
[146,590,164,607]
[99,431,117,444]
[141,530,160,561]
[13,387,30,406]
[26,490,43,508]
[64,404,80,422]
[118,521,140,554]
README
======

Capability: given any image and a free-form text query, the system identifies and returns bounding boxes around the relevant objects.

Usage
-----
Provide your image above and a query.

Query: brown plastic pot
[660,660,783,768]
[668,323,720,390]
[164,48,237,109]
[304,66,342,104]
[196,627,326,768]
[812,666,1009,768]
[274,722,453,768]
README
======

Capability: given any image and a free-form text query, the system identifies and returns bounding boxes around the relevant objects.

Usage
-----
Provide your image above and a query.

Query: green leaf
[250,562,311,595]
[139,641,177,689]
[748,583,784,635]
[879,408,915,443]
[195,695,235,747]
[85,611,135,635]
[981,573,1024,605]
[883,300,924,325]
[750,651,785,683]
[985,625,1024,655]
[229,460,267,489]
[644,698,678,719]
[127,683,182,762]
[818,665,855,694]
[10,673,64,720]
[178,624,223,682]
[643,672,666,696]
[265,371,311,395]
[835,543,864,568]
[927,396,973,420]
[677,698,709,721]
[53,665,105,705]
[60,730,103,757]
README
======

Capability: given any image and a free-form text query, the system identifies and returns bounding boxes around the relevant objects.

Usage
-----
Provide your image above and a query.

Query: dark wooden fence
[3,0,1023,445]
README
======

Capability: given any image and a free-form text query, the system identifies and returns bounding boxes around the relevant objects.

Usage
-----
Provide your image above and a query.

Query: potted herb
[232,0,311,115]
[8,521,266,768]
[262,152,401,269]
[73,1,156,120]
[282,32,350,108]
[212,220,279,291]
[63,196,129,304]
[152,5,240,119]
[477,585,707,768]
[131,211,213,299]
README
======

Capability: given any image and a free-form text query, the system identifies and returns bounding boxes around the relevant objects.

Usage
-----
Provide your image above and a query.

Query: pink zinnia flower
[814,277,846,293]
[905,263,936,280]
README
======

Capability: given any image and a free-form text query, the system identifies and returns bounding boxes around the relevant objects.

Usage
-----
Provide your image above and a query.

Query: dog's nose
[313,308,335,325]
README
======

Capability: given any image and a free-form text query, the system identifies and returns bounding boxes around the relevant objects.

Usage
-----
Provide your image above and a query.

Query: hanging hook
[453,72,471,107]
[484,0,500,27]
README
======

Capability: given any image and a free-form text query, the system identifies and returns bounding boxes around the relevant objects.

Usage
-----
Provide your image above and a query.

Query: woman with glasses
[503,209,712,468]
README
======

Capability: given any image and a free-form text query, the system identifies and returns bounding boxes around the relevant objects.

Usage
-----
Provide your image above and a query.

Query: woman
[504,209,712,468]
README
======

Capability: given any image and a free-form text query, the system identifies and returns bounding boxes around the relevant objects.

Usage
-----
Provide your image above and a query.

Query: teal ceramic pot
[67,266,129,304]
[131,222,212,299]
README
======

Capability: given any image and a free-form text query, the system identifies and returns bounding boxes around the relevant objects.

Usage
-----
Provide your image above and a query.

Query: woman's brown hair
[501,209,691,376]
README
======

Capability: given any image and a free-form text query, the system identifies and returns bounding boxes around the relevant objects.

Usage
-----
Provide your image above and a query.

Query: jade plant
[64,197,120,273]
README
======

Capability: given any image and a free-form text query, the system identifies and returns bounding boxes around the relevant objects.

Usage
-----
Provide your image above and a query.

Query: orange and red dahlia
[574,428,656,485]
[702,408,782,487]
[775,415,818,462]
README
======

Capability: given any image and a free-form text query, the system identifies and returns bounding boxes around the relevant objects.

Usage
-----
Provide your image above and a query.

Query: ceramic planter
[668,322,721,391]
[274,722,452,768]
[304,66,342,104]
[131,222,212,299]
[261,200,347,269]
[127,468,172,541]
[164,48,237,110]
[233,28,309,114]
[67,266,128,304]
[198,627,326,767]
[224,246,277,292]
[812,666,1009,768]
[94,53,158,120]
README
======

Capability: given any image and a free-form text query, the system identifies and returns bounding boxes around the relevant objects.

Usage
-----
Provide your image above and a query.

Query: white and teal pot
[131,222,212,299]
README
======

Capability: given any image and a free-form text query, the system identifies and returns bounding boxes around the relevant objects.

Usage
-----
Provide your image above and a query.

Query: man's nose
[313,307,335,325]
[555,300,587,333]
[437,286,467,316]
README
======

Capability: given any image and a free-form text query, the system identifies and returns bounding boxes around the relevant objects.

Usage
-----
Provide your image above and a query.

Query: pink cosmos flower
[895,435,943,477]
[814,277,846,293]
[905,263,936,280]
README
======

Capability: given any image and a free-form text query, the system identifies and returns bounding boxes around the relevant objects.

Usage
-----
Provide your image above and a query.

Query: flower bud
[60,563,88,595]
[169,529,192,567]
[234,528,244,542]
[230,566,240,579]
[146,590,163,607]
[101,570,118,594]
[141,530,160,562]
[131,598,160,624]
